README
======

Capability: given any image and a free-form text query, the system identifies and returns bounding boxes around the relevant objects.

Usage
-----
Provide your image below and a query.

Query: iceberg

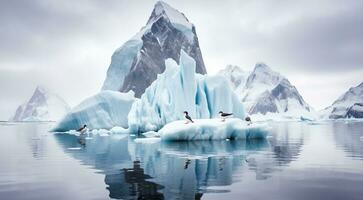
[52,91,135,132]
[128,50,245,133]
[158,118,269,141]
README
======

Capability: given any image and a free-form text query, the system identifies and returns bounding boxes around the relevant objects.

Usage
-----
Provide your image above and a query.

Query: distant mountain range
[321,82,363,119]
[11,86,70,122]
[220,64,316,120]
[12,1,362,122]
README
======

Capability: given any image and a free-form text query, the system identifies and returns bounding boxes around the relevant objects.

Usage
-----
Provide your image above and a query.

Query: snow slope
[128,50,245,133]
[220,63,316,120]
[321,82,363,119]
[102,1,206,97]
[159,118,269,141]
[52,91,135,132]
[11,86,70,121]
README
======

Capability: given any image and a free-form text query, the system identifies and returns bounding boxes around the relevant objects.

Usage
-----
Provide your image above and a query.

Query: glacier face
[11,86,70,122]
[52,91,135,132]
[220,63,316,120]
[322,82,363,119]
[128,51,245,133]
[102,1,206,98]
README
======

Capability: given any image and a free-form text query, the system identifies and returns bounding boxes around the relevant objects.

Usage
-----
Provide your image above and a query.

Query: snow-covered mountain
[102,1,206,97]
[219,65,249,94]
[11,86,70,122]
[321,82,363,119]
[220,63,316,120]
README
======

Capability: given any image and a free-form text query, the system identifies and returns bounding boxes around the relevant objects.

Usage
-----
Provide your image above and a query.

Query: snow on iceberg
[52,91,134,132]
[128,50,245,133]
[158,118,269,141]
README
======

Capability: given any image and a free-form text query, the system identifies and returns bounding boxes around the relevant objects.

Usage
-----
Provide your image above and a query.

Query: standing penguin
[183,111,194,124]
[77,124,88,134]
[218,111,233,122]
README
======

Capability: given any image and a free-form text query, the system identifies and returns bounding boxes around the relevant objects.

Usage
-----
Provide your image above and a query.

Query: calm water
[0,121,363,200]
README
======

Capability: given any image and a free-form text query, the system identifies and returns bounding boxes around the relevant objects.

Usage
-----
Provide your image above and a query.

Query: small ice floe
[110,126,129,134]
[134,137,161,144]
[91,129,110,137]
[67,147,82,150]
[158,118,270,141]
[266,135,274,139]
[142,131,160,138]
[85,137,93,140]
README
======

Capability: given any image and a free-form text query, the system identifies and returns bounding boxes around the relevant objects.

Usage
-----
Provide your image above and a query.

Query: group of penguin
[183,111,251,124]
[76,111,251,134]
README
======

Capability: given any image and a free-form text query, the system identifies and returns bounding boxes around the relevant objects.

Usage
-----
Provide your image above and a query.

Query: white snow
[128,50,245,133]
[52,90,135,132]
[150,1,194,41]
[158,118,269,141]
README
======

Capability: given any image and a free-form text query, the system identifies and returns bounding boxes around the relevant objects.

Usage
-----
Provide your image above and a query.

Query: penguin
[183,111,194,124]
[77,124,88,134]
[245,116,252,125]
[218,111,233,122]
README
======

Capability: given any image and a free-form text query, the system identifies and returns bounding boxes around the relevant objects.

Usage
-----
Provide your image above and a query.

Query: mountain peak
[11,86,70,121]
[147,1,192,30]
[225,65,244,73]
[34,85,49,94]
[253,62,272,72]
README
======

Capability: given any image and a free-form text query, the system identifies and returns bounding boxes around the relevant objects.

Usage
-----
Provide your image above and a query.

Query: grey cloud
[0,0,362,119]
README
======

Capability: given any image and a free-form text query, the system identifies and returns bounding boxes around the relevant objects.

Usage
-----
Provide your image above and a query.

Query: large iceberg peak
[102,0,206,98]
[148,1,193,31]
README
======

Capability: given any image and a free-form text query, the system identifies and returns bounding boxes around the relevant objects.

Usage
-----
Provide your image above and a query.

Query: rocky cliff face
[102,1,206,97]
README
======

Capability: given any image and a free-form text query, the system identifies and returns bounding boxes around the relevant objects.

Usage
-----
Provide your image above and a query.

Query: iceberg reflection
[54,132,299,199]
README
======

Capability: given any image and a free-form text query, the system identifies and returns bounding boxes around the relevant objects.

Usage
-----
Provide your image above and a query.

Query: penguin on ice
[218,111,233,122]
[77,124,88,134]
[183,111,194,124]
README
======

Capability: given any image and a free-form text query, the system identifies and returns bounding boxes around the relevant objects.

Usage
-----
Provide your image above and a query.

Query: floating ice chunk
[142,131,160,138]
[92,129,110,137]
[158,118,269,141]
[67,147,82,150]
[52,90,135,132]
[134,138,161,144]
[110,126,129,134]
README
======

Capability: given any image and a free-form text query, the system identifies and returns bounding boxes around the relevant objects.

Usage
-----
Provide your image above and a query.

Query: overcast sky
[1,0,362,120]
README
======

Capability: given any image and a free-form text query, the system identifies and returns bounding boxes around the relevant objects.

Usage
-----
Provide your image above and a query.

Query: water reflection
[105,160,164,199]
[268,122,305,165]
[332,121,363,160]
[54,130,303,199]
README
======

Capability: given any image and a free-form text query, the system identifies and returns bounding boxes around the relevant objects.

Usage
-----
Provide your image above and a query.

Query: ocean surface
[0,121,362,200]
